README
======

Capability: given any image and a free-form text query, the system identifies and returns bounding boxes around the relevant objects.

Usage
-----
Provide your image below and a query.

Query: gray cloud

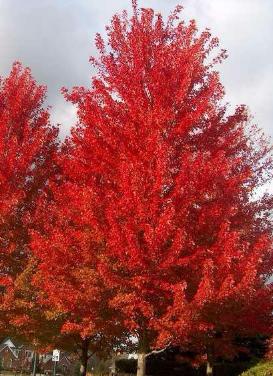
[0,0,272,143]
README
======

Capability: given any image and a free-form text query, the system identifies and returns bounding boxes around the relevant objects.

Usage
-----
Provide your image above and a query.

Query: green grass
[240,360,273,375]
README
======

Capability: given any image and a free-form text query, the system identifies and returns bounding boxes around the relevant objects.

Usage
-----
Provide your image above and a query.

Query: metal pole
[32,352,37,376]
[53,360,57,376]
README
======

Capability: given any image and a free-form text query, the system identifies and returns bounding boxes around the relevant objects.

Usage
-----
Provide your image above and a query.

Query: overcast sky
[0,0,272,142]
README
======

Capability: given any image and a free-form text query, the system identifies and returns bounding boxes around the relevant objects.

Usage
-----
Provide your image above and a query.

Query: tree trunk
[32,351,37,376]
[79,338,90,376]
[206,360,213,376]
[137,353,146,376]
[109,355,116,375]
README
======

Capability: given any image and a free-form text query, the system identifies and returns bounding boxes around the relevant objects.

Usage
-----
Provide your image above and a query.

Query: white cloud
[0,0,272,139]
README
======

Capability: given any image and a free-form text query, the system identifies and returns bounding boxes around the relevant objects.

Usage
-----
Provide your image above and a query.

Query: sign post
[32,352,37,376]
[52,349,60,376]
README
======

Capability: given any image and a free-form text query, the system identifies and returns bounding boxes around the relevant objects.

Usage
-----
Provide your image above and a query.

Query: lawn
[240,360,273,375]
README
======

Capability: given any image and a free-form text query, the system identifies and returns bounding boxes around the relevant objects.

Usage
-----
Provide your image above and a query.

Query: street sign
[52,349,60,362]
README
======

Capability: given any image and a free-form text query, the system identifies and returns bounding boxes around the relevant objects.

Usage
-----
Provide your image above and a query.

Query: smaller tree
[0,62,58,338]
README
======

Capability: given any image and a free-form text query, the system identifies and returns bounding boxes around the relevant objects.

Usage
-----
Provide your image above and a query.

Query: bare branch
[145,343,171,358]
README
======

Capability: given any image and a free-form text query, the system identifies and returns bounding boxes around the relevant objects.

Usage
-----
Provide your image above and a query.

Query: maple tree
[0,62,58,339]
[60,2,273,375]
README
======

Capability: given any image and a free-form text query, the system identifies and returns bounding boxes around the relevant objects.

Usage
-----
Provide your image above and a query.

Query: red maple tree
[60,3,273,375]
[0,62,58,337]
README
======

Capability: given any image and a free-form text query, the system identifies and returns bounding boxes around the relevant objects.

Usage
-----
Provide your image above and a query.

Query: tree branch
[145,343,171,358]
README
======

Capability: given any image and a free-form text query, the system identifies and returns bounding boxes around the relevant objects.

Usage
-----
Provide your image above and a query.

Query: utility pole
[52,349,60,376]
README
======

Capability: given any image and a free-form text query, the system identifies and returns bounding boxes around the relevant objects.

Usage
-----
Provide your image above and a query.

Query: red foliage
[60,3,273,366]
[0,62,58,336]
[30,152,128,374]
[1,3,272,376]
[31,178,121,345]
